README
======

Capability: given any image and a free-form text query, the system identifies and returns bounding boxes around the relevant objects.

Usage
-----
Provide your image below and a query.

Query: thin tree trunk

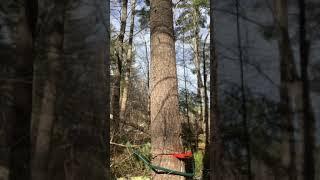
[182,33,194,154]
[112,0,128,134]
[150,0,185,179]
[235,0,251,179]
[0,1,35,179]
[209,1,223,179]
[11,0,36,179]
[52,0,108,179]
[202,32,211,179]
[32,0,108,180]
[203,33,209,151]
[192,6,204,149]
[31,1,65,180]
[183,34,190,130]
[273,1,300,179]
[106,0,111,177]
[144,40,151,118]
[298,0,316,179]
[145,40,150,92]
[194,37,203,147]
[120,0,136,120]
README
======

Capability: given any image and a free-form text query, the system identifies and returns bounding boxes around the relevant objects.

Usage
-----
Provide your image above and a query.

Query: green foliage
[111,143,151,178]
[179,88,200,115]
[177,0,208,9]
[193,151,204,178]
[136,7,149,30]
[175,0,208,41]
[136,0,150,30]
[138,143,151,160]
[192,0,209,8]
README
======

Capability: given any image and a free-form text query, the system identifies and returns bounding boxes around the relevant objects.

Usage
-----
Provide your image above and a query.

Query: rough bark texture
[274,1,301,179]
[150,0,185,179]
[32,0,108,179]
[209,1,223,179]
[0,0,35,179]
[120,0,136,120]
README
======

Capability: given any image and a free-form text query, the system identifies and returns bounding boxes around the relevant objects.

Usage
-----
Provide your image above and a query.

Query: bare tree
[112,0,128,134]
[120,0,137,120]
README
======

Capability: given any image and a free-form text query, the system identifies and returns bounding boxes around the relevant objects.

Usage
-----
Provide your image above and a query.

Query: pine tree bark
[120,0,137,120]
[274,1,300,179]
[150,0,185,179]
[0,0,35,179]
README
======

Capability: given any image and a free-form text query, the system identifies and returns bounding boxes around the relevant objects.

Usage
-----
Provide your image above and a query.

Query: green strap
[132,149,195,177]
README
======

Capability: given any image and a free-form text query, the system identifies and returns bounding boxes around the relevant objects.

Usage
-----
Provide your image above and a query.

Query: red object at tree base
[171,151,193,159]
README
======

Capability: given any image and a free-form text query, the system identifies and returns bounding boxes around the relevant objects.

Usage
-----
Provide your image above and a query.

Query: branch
[110,141,141,148]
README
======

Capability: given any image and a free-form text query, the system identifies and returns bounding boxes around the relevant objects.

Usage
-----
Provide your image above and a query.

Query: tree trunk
[112,0,128,137]
[120,0,137,120]
[182,33,191,139]
[106,0,111,177]
[192,7,205,138]
[297,0,316,179]
[32,0,108,179]
[150,0,185,179]
[202,33,210,179]
[31,1,65,179]
[145,40,151,118]
[0,0,35,179]
[203,33,209,151]
[274,1,300,179]
[209,1,223,179]
[235,0,251,179]
[53,0,108,179]
[190,6,204,150]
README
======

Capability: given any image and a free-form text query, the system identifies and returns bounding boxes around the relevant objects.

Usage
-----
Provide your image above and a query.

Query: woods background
[0,0,319,180]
